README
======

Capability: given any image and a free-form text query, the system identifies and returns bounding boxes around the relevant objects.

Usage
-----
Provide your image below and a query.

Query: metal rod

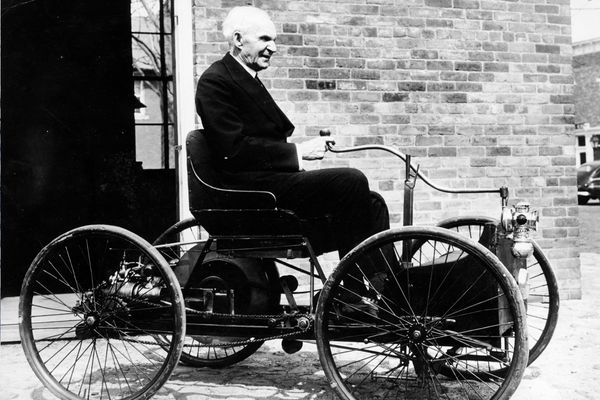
[328,144,503,196]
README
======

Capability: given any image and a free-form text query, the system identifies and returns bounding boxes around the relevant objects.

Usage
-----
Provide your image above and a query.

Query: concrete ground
[1,205,599,400]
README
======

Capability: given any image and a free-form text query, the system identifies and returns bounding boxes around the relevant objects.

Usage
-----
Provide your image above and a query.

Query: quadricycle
[19,129,559,400]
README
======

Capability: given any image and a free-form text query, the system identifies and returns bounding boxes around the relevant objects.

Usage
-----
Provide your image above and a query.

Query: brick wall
[192,0,580,298]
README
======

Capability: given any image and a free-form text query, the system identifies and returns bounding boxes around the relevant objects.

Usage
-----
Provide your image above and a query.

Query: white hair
[222,6,274,44]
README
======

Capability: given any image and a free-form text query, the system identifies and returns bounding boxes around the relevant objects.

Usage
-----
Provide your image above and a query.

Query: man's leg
[272,168,376,254]
[272,168,393,297]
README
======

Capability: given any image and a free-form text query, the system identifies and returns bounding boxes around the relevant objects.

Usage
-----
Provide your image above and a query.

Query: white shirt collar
[230,51,258,78]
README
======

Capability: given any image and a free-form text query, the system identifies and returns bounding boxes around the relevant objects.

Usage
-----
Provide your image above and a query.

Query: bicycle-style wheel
[437,216,559,365]
[153,218,279,368]
[20,225,185,400]
[315,226,528,400]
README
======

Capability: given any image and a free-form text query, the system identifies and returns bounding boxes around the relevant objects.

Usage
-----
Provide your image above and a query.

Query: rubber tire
[315,226,528,400]
[20,225,185,400]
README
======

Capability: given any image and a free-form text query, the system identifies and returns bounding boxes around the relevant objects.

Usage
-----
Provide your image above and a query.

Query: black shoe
[339,296,378,319]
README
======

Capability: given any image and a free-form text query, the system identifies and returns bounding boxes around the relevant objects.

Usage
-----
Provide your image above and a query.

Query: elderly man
[195,6,390,299]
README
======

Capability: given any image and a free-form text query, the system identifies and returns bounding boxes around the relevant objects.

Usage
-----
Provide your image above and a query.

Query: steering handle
[319,129,336,148]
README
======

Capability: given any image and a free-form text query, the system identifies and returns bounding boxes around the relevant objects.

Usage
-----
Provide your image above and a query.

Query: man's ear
[233,31,243,48]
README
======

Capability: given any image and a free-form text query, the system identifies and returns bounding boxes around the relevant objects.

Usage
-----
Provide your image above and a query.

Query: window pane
[132,33,170,76]
[131,0,162,33]
[136,125,163,169]
[135,124,175,169]
[164,33,173,76]
[134,80,164,124]
[162,0,173,34]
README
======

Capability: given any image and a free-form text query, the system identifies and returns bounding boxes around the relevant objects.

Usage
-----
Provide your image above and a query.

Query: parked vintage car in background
[578,161,600,205]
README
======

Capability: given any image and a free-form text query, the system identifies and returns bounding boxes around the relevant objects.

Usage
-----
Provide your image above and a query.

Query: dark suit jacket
[195,53,299,173]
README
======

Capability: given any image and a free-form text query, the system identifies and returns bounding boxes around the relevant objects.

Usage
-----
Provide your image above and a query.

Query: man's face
[235,18,277,71]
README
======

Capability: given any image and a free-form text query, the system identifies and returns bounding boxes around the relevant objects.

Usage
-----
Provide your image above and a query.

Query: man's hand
[297,136,336,161]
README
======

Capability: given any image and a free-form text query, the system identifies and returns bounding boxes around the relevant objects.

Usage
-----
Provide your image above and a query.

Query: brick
[442,93,467,103]
[429,126,455,135]
[320,69,351,79]
[456,82,483,91]
[320,47,350,58]
[299,23,317,34]
[454,0,480,9]
[427,19,454,28]
[441,71,468,81]
[416,136,444,146]
[277,34,303,46]
[304,58,335,68]
[429,147,457,157]
[289,68,319,79]
[550,95,572,104]
[456,62,482,72]
[487,146,511,156]
[350,114,380,124]
[337,80,367,91]
[428,82,456,91]
[305,80,336,90]
[482,42,508,52]
[411,49,439,59]
[547,15,570,25]
[367,60,396,70]
[336,58,366,69]
[381,115,411,124]
[352,69,381,80]
[537,65,561,74]
[398,81,426,91]
[350,5,380,14]
[287,91,319,101]
[383,92,410,102]
[354,137,385,148]
[425,0,452,7]
[484,62,509,72]
[535,44,561,54]
[427,60,454,70]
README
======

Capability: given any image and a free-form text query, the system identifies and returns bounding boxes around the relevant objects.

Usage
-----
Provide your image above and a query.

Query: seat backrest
[186,129,276,210]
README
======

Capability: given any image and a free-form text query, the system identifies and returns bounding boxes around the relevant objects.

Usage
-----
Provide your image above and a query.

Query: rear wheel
[153,218,280,368]
[315,226,528,400]
[20,225,185,400]
[437,216,559,365]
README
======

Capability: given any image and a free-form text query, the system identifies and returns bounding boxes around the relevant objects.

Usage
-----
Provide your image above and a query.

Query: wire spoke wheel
[437,216,559,365]
[20,225,185,400]
[153,218,277,368]
[315,226,528,400]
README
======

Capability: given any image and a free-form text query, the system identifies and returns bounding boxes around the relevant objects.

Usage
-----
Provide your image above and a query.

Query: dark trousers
[273,168,390,258]
[223,167,391,294]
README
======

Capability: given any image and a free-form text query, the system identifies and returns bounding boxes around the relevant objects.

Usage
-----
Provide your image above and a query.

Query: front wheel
[20,225,185,400]
[315,226,528,400]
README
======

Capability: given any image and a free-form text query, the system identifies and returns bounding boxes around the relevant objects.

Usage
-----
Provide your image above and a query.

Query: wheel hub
[408,324,427,343]
[85,315,97,326]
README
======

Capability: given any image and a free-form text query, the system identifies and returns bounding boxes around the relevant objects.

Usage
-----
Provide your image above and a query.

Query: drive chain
[115,295,313,349]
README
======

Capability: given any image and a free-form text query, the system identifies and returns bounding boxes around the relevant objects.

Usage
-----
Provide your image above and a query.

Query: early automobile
[18,130,559,400]
[578,161,600,205]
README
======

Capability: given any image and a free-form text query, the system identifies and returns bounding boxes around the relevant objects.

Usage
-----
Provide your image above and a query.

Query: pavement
[0,251,598,400]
